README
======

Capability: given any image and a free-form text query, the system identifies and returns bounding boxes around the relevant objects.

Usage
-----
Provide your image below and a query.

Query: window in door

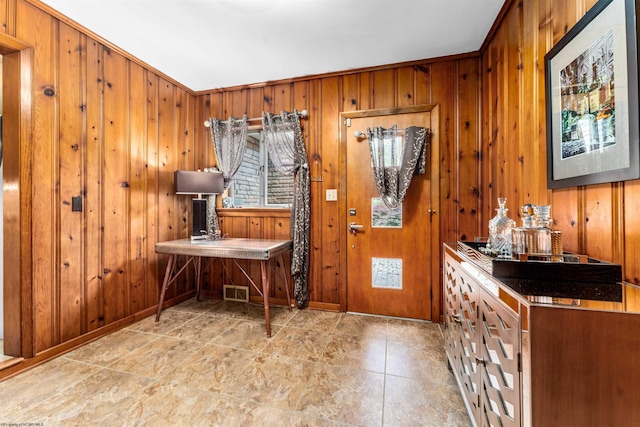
[371,197,402,228]
[372,257,403,289]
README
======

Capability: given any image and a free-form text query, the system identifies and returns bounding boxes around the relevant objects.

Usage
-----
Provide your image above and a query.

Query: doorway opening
[0,34,33,366]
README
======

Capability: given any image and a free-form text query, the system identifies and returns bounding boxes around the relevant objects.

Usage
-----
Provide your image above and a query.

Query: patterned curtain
[366,125,429,209]
[262,110,310,308]
[209,115,249,190]
[204,166,221,235]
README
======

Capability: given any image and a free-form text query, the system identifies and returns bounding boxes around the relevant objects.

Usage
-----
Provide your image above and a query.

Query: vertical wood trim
[85,39,105,332]
[58,21,85,342]
[2,34,34,356]
[453,61,461,240]
[5,0,15,36]
[457,59,481,242]
[18,2,58,353]
[146,71,160,309]
[612,182,623,264]
[51,17,61,346]
[128,62,148,315]
[623,181,640,288]
[430,105,441,321]
[102,48,129,323]
[21,46,34,357]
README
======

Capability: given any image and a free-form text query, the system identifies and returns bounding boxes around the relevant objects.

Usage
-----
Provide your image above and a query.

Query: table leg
[260,260,271,337]
[156,254,176,321]
[195,256,203,301]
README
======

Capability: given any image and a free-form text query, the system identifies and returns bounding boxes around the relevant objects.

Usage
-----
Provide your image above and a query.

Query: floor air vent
[223,285,250,302]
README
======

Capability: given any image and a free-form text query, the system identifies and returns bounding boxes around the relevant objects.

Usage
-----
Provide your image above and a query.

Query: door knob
[349,222,364,234]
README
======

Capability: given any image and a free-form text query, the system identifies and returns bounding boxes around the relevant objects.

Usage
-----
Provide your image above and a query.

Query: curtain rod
[353,129,408,139]
[203,109,308,128]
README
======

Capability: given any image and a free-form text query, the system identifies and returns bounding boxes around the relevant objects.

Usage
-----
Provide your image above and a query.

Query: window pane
[232,132,261,207]
[230,131,293,207]
[267,152,293,206]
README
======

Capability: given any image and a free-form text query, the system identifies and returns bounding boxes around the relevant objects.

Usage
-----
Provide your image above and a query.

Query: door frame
[1,32,34,358]
[338,104,441,320]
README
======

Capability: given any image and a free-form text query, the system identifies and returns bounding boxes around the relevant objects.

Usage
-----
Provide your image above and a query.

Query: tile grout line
[381,324,389,427]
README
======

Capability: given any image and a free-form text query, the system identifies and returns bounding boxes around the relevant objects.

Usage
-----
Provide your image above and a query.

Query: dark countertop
[499,277,623,303]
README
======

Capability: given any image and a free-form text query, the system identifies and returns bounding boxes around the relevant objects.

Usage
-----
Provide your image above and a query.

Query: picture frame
[545,0,639,188]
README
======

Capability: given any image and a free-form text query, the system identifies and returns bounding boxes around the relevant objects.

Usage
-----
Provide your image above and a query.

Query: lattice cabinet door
[478,288,521,427]
[443,251,462,370]
[456,268,481,425]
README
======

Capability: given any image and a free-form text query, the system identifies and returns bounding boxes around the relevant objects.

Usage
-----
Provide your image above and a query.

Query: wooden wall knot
[43,86,56,97]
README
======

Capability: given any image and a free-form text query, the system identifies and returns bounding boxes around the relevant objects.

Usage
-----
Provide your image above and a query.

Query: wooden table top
[155,238,293,260]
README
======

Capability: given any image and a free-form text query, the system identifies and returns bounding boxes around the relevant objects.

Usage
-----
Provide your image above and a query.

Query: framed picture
[545,0,639,188]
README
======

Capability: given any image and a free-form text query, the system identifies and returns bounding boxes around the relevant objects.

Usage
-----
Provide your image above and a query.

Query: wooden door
[344,108,437,319]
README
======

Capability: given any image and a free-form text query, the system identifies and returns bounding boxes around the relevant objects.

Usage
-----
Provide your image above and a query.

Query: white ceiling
[40,0,504,92]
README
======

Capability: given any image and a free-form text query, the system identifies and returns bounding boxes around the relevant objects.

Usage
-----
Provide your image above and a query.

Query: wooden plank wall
[2,0,482,361]
[195,59,482,314]
[7,0,198,355]
[481,0,640,307]
[5,0,639,365]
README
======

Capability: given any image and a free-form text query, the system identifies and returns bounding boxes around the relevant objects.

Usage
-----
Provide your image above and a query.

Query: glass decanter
[511,203,536,258]
[488,197,516,258]
[527,204,550,254]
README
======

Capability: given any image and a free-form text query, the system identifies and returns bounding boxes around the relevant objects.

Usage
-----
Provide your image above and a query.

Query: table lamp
[174,170,224,240]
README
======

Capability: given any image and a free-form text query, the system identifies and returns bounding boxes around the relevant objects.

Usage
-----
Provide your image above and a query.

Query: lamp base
[192,198,208,238]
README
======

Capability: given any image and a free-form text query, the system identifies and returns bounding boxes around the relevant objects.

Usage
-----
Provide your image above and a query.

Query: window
[228,131,293,208]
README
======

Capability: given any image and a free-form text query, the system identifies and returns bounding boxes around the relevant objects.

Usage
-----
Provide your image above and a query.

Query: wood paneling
[210,209,293,304]
[197,59,481,316]
[58,21,85,342]
[11,0,634,372]
[4,0,484,367]
[481,0,640,309]
[5,0,197,357]
[18,1,57,352]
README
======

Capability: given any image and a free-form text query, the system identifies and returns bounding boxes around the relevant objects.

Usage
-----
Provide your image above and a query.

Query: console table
[155,238,293,337]
[443,242,640,427]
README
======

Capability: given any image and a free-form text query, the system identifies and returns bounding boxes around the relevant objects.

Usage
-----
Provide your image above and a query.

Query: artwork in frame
[545,0,639,188]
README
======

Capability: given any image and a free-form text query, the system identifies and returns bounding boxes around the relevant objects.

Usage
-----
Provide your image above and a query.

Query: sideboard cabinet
[443,243,640,427]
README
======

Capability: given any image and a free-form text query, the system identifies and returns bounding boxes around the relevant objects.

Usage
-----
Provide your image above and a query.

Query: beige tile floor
[0,298,471,426]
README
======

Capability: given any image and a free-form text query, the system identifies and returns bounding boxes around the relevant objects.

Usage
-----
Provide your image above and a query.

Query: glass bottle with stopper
[511,203,563,260]
[487,197,516,258]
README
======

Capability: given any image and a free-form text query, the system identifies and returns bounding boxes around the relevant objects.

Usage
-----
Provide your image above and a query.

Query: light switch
[326,189,338,201]
[72,196,83,212]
